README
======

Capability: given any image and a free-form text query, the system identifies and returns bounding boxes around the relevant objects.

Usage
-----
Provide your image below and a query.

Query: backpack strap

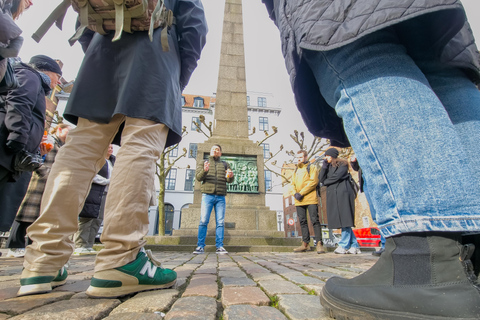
[32,0,71,43]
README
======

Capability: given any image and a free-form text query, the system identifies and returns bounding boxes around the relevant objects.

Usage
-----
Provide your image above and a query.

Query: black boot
[320,232,480,319]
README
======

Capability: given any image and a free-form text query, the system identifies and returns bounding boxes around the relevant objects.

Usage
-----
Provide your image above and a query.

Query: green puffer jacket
[195,156,234,195]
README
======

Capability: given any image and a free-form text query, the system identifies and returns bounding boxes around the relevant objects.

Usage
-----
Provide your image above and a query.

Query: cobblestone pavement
[0,249,378,319]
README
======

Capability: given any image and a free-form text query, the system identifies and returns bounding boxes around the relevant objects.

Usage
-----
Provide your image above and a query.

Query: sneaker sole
[216,252,228,254]
[85,280,176,298]
[17,283,52,297]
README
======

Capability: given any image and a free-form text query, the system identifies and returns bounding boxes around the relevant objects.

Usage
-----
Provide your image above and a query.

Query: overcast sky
[15,0,480,143]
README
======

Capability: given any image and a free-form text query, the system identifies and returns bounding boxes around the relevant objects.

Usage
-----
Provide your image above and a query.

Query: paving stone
[182,274,218,298]
[302,284,325,295]
[249,273,284,282]
[222,286,270,307]
[305,271,343,280]
[8,298,120,320]
[110,289,178,314]
[287,276,325,285]
[0,280,18,290]
[195,266,217,274]
[0,286,18,301]
[165,296,217,320]
[277,294,326,320]
[220,277,256,287]
[104,312,163,320]
[173,277,187,289]
[224,304,287,320]
[0,291,75,315]
[218,270,246,278]
[53,279,91,293]
[258,280,307,296]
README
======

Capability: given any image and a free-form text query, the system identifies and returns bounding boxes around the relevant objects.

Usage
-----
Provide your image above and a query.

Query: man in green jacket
[193,144,234,254]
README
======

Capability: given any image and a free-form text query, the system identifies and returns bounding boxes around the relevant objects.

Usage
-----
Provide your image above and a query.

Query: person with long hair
[319,148,360,254]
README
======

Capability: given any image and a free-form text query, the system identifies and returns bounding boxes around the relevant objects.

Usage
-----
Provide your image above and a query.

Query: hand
[322,159,329,168]
[6,140,25,153]
[204,161,210,172]
[294,193,304,201]
[39,143,49,156]
[226,168,233,178]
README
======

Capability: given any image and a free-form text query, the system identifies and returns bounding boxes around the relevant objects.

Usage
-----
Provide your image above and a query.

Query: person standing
[73,144,115,255]
[18,0,207,299]
[319,148,360,254]
[263,1,480,318]
[5,123,71,258]
[193,144,234,255]
[290,150,324,254]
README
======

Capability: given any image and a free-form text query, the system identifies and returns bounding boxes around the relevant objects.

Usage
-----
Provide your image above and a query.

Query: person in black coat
[74,145,115,255]
[319,148,360,254]
[0,55,61,231]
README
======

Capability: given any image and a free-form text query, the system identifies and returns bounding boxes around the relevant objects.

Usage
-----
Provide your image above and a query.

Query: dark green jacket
[196,156,234,195]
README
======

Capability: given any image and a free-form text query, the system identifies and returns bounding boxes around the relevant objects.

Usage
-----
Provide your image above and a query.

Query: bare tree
[155,127,188,235]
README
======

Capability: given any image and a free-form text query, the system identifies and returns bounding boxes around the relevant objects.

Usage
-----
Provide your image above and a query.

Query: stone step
[145,235,302,246]
[172,229,286,238]
[145,244,305,253]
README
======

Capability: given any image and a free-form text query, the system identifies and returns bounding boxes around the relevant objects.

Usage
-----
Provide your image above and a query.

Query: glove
[13,150,43,172]
[294,193,304,201]
[6,140,25,153]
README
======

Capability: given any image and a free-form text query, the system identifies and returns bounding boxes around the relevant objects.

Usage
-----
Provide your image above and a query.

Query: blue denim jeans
[197,194,226,248]
[304,26,480,237]
[339,227,359,249]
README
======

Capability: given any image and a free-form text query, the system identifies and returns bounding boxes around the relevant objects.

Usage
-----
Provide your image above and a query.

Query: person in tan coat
[290,150,324,254]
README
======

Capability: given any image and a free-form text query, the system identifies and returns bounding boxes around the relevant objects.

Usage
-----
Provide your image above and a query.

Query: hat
[325,148,339,158]
[29,55,62,76]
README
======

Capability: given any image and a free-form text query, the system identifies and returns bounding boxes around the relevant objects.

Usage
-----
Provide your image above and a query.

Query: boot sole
[85,280,176,298]
[17,283,52,297]
[320,287,476,320]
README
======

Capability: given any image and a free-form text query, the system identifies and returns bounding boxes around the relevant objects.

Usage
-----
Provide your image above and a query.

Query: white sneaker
[6,248,25,258]
[334,247,348,254]
[73,247,91,256]
[87,248,97,254]
[347,247,362,254]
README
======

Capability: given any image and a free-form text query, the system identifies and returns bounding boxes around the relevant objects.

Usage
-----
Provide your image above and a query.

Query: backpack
[32,0,174,50]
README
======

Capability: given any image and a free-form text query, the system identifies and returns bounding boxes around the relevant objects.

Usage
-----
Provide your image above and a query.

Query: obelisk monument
[179,0,278,232]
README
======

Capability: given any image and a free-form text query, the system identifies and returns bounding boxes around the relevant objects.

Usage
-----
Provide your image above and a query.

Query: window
[184,169,195,191]
[284,197,289,208]
[191,117,200,131]
[265,170,272,191]
[261,143,270,159]
[258,97,267,107]
[165,168,177,190]
[247,96,250,106]
[259,117,269,131]
[181,96,186,106]
[193,97,204,108]
[189,143,198,158]
[169,146,178,157]
[248,116,251,130]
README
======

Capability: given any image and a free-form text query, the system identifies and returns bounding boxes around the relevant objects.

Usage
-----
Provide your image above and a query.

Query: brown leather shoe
[293,242,310,252]
[316,241,326,254]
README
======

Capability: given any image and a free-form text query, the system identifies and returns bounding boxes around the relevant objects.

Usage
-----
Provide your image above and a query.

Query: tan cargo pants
[24,114,168,273]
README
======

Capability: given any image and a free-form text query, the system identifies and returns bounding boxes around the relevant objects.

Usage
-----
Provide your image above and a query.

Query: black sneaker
[193,246,204,254]
[216,247,228,254]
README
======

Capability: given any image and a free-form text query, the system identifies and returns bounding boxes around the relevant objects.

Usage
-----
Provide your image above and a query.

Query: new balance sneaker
[6,248,25,258]
[334,247,348,254]
[73,247,91,256]
[85,248,176,298]
[193,246,204,254]
[216,247,228,254]
[18,265,68,296]
[347,247,362,254]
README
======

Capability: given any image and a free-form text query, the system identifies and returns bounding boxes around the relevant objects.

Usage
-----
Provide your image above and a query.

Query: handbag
[0,58,19,93]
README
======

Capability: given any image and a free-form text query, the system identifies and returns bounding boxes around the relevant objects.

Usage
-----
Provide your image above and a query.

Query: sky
[14,0,480,145]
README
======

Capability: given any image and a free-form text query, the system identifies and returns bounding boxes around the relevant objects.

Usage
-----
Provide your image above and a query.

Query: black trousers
[296,204,322,244]
[5,220,31,249]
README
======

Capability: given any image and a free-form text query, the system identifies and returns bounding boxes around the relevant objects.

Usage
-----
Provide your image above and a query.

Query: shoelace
[145,249,163,269]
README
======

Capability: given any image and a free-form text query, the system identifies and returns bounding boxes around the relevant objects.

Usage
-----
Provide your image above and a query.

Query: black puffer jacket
[0,63,50,179]
[263,0,480,147]
[195,156,234,196]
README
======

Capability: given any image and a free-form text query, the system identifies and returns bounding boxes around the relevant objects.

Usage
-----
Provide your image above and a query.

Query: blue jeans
[304,26,480,237]
[364,182,385,249]
[339,227,359,249]
[197,194,226,248]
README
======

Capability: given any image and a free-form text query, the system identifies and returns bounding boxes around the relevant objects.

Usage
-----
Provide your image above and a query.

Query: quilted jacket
[263,0,480,147]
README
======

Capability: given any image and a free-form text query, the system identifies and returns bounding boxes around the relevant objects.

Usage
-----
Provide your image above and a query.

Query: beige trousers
[24,115,168,273]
